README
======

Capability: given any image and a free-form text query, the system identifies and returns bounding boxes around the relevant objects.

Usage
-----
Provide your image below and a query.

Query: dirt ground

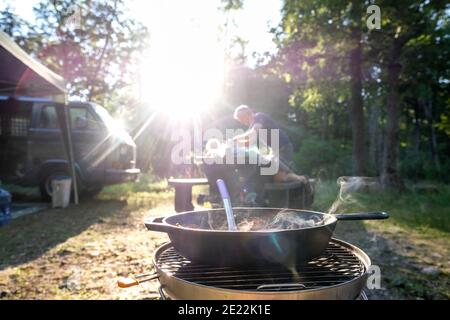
[0,195,172,299]
[334,221,449,299]
[0,192,448,300]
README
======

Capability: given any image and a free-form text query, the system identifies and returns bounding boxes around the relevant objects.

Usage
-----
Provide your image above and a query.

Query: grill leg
[158,286,168,300]
[359,291,368,300]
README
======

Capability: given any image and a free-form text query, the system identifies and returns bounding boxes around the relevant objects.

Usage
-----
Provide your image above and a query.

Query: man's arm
[232,123,262,143]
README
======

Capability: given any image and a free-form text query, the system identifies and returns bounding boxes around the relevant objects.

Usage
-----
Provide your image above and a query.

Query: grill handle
[117,272,158,288]
[334,211,389,221]
[256,283,307,291]
[145,216,173,233]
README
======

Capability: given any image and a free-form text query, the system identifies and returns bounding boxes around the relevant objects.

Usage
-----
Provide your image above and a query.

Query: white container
[52,178,72,208]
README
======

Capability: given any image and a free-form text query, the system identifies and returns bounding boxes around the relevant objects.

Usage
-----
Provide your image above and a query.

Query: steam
[204,209,325,231]
[328,176,381,214]
[265,210,323,230]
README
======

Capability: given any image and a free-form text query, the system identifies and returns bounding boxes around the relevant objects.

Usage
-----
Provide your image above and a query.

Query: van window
[39,105,59,129]
[10,117,30,136]
[70,107,100,130]
[0,116,30,137]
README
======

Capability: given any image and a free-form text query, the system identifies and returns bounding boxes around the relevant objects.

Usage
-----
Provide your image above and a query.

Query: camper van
[0,97,140,200]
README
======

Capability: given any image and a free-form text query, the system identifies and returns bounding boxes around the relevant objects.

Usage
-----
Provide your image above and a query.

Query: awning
[0,31,66,100]
[0,31,79,204]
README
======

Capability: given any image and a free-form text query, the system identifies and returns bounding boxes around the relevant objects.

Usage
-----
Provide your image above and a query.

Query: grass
[1,176,449,299]
[312,180,450,299]
[0,184,41,202]
[312,180,450,236]
[101,174,170,196]
[98,175,174,209]
[0,177,173,299]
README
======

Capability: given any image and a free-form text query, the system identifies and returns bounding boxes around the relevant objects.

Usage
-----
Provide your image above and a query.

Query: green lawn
[1,177,449,299]
[312,180,450,236]
[311,180,449,299]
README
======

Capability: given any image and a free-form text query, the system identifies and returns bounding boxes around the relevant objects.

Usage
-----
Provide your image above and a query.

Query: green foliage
[1,0,149,104]
[312,180,450,234]
[293,135,351,178]
[220,0,244,11]
[267,0,449,182]
[400,146,450,183]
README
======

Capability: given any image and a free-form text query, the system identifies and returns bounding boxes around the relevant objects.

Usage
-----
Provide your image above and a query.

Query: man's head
[233,105,254,126]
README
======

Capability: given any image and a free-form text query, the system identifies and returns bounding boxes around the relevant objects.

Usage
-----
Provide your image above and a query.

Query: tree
[367,0,448,189]
[1,0,149,104]
[348,0,366,175]
[270,0,369,175]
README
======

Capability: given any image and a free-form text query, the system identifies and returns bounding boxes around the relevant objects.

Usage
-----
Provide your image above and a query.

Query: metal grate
[0,115,30,137]
[156,240,366,292]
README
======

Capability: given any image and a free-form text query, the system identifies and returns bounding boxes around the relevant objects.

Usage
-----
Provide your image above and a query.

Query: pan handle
[144,216,173,233]
[334,211,389,221]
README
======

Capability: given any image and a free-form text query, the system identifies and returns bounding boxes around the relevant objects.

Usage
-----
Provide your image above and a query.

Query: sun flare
[136,2,227,121]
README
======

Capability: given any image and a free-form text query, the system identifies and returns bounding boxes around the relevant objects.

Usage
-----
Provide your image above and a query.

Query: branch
[88,0,118,100]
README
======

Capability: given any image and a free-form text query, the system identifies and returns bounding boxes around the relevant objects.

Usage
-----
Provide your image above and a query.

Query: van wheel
[39,169,82,202]
[82,185,103,198]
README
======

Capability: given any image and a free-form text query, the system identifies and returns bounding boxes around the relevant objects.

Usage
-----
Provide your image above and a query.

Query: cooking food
[185,209,326,231]
[145,208,388,266]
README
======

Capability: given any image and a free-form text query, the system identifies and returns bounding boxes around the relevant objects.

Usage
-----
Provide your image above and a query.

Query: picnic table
[168,178,209,212]
[167,144,314,212]
[264,179,315,209]
[167,176,315,212]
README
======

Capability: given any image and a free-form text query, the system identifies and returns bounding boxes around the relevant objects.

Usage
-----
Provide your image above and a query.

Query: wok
[145,208,388,267]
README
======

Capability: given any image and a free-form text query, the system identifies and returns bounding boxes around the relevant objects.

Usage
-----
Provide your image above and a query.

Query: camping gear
[51,177,72,208]
[0,188,12,225]
[216,179,237,230]
[118,238,370,300]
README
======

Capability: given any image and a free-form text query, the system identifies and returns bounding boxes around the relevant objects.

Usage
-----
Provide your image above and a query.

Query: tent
[0,31,79,204]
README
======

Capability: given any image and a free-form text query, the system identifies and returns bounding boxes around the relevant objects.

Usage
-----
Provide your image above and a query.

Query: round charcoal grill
[153,238,370,300]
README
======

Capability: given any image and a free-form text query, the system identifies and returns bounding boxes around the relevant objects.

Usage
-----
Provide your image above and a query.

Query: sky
[124,0,282,111]
[1,0,281,63]
[0,0,282,112]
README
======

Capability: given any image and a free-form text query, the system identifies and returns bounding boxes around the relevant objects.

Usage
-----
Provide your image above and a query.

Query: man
[232,105,307,184]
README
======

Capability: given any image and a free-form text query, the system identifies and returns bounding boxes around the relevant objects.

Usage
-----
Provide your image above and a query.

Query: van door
[28,103,66,168]
[68,104,108,181]
[0,99,33,181]
[28,103,108,184]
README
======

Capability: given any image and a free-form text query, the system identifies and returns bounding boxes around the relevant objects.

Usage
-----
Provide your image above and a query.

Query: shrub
[293,135,351,179]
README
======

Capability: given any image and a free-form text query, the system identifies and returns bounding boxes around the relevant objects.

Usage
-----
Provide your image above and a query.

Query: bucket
[52,177,72,208]
[0,188,12,226]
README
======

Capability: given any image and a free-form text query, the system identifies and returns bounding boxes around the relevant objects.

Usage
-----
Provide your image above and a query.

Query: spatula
[216,179,237,231]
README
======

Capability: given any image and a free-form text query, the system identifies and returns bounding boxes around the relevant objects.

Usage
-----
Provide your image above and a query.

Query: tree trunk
[321,109,329,139]
[424,96,441,171]
[381,42,405,190]
[349,0,366,176]
[368,103,382,175]
[413,100,421,154]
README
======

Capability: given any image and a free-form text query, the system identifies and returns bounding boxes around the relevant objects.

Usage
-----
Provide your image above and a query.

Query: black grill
[156,240,366,292]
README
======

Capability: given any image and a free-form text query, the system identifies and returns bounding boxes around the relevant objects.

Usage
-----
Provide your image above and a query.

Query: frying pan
[145,208,388,267]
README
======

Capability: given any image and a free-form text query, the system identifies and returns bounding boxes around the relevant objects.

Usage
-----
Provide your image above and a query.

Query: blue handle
[216,179,230,199]
[216,179,237,231]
